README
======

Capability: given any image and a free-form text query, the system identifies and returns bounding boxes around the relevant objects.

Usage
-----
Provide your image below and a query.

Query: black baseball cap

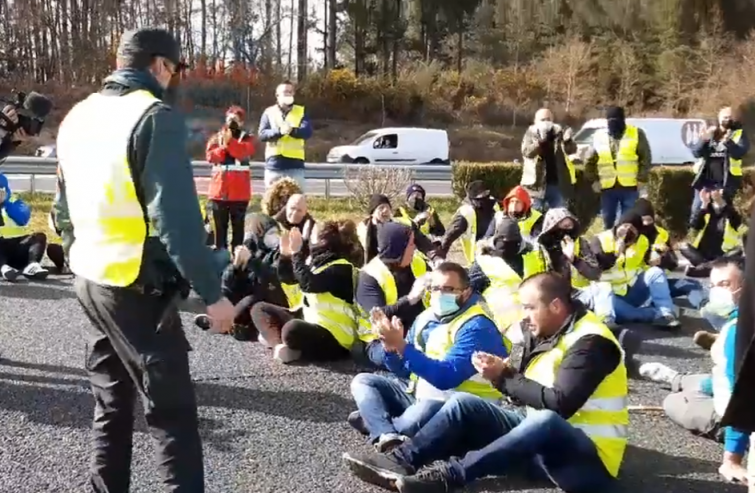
[117,28,187,70]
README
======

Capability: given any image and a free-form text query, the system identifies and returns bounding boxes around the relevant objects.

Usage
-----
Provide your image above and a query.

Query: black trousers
[250,301,350,361]
[209,200,247,251]
[74,277,204,493]
[0,232,47,269]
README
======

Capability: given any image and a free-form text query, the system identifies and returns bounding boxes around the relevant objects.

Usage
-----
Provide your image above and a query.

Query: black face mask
[509,209,525,220]
[607,118,625,138]
[408,196,425,211]
[560,227,576,239]
[720,120,732,130]
[472,198,494,210]
[229,121,241,138]
[499,240,522,258]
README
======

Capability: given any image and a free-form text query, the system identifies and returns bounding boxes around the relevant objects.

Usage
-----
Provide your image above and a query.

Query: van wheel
[429,158,447,164]
[354,157,370,164]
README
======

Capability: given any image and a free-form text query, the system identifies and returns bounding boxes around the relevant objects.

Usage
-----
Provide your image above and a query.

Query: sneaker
[1,265,19,282]
[375,433,407,453]
[639,362,680,386]
[273,344,302,364]
[652,312,681,329]
[693,331,718,351]
[230,324,255,341]
[347,410,369,436]
[194,314,212,331]
[22,262,49,280]
[342,450,414,490]
[395,462,454,493]
[617,328,641,375]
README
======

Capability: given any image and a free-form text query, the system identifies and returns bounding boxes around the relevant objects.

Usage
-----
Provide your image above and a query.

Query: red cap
[226,105,245,119]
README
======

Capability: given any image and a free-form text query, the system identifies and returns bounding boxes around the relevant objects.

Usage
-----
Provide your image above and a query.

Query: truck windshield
[352,131,379,145]
[573,127,601,144]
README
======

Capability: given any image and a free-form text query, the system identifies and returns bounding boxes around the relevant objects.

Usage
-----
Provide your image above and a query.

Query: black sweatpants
[250,301,350,361]
[74,277,204,493]
[210,200,247,251]
[0,232,46,269]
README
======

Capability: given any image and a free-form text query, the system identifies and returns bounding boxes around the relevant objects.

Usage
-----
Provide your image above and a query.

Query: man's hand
[702,125,717,140]
[414,211,431,226]
[280,230,292,256]
[289,227,303,253]
[562,236,575,261]
[233,245,251,268]
[205,297,236,334]
[562,127,573,141]
[2,105,28,143]
[711,188,726,206]
[407,273,429,305]
[378,315,406,353]
[218,128,231,148]
[0,188,6,205]
[472,352,511,382]
[279,122,291,135]
[699,188,711,208]
[649,251,662,266]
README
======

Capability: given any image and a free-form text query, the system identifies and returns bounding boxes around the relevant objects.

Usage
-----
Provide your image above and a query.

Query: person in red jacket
[206,106,256,250]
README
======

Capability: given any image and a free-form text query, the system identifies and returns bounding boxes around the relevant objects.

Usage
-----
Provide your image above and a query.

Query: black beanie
[617,210,643,231]
[368,194,391,214]
[117,28,183,69]
[633,198,655,219]
[377,222,412,261]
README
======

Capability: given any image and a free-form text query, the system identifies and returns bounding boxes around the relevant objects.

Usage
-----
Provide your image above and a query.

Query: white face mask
[278,95,294,106]
[263,231,280,249]
[535,120,553,135]
[705,286,738,317]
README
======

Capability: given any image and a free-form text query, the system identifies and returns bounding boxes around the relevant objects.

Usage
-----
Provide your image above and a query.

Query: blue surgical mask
[430,292,460,317]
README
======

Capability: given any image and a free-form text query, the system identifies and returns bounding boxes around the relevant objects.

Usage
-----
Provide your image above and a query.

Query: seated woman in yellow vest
[249,220,360,364]
[355,222,431,369]
[346,262,510,453]
[679,188,744,279]
[357,193,441,266]
[469,216,545,336]
[342,272,628,493]
[393,184,445,241]
[437,180,498,265]
[633,198,706,309]
[484,185,543,242]
[0,178,49,282]
[591,210,680,329]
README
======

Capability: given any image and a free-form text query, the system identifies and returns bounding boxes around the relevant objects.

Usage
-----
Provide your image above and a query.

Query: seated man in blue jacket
[640,257,748,483]
[346,262,510,454]
[0,173,49,281]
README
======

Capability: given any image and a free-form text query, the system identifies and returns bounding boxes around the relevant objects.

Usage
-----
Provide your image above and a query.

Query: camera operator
[0,105,29,161]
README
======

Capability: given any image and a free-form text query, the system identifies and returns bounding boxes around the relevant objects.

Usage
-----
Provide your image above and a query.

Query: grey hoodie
[535,208,601,284]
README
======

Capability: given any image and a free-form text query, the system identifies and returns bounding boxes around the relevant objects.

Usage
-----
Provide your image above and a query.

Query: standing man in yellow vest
[258,80,312,191]
[342,273,628,493]
[690,106,749,221]
[520,108,578,212]
[53,28,235,492]
[585,106,652,230]
[345,262,509,460]
[394,184,446,241]
[439,180,498,265]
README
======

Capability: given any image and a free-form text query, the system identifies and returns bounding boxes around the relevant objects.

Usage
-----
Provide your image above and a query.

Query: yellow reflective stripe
[282,282,303,309]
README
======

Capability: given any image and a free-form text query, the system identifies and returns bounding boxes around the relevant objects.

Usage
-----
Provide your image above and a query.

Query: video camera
[0,91,53,143]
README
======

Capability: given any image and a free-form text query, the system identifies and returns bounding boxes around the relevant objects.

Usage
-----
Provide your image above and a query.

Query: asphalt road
[6,175,455,198]
[0,271,742,493]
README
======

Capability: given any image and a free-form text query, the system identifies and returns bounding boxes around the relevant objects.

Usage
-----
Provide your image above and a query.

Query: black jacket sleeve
[428,210,446,237]
[413,228,440,260]
[690,205,708,230]
[277,255,297,284]
[589,237,617,271]
[496,335,622,419]
[356,270,412,319]
[439,212,468,253]
[468,261,491,294]
[293,253,354,301]
[572,237,601,281]
[723,203,743,231]
[530,214,545,238]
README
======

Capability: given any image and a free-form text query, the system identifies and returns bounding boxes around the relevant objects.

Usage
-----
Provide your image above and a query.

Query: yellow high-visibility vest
[524,311,628,477]
[264,104,305,160]
[492,209,542,239]
[597,230,649,296]
[594,125,640,189]
[56,89,160,286]
[300,258,358,350]
[520,141,577,186]
[410,302,507,401]
[396,205,436,236]
[458,202,500,265]
[356,255,429,342]
[0,209,27,238]
[475,252,545,332]
[692,129,743,177]
[693,215,742,253]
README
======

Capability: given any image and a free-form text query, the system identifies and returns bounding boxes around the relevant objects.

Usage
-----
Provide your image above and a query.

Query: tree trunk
[296,0,308,81]
[200,0,207,55]
[327,0,337,68]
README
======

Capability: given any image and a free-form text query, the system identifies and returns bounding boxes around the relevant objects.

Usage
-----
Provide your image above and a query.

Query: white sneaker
[22,262,49,280]
[273,344,301,364]
[375,433,408,453]
[639,362,679,385]
[258,334,274,348]
[1,264,19,282]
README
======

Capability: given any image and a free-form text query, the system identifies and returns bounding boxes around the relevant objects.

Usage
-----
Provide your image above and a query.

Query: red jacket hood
[501,186,532,213]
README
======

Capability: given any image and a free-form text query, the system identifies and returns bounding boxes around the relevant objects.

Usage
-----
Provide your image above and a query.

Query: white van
[571,117,707,165]
[326,127,450,165]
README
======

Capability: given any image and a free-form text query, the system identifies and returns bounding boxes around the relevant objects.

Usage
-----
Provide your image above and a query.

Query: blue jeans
[612,266,675,323]
[350,373,445,443]
[393,394,614,491]
[531,184,565,213]
[574,283,615,321]
[362,340,387,369]
[668,277,705,309]
[264,168,306,192]
[601,188,639,230]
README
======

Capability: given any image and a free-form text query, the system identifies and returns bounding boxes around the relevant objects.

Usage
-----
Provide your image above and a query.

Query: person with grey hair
[53,27,235,491]
[520,108,578,212]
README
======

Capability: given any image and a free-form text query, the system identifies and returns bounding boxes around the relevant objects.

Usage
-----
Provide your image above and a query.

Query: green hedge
[451,162,755,239]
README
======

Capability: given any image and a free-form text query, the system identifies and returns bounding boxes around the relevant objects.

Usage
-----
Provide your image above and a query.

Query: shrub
[452,162,755,239]
[343,165,414,211]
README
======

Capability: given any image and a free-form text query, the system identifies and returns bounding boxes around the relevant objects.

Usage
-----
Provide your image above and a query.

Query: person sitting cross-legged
[347,262,510,453]
[342,272,628,493]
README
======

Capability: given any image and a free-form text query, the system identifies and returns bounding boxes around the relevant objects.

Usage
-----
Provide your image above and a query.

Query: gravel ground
[0,276,744,493]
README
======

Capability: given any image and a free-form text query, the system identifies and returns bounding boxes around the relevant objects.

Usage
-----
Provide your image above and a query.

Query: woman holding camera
[205,106,256,251]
